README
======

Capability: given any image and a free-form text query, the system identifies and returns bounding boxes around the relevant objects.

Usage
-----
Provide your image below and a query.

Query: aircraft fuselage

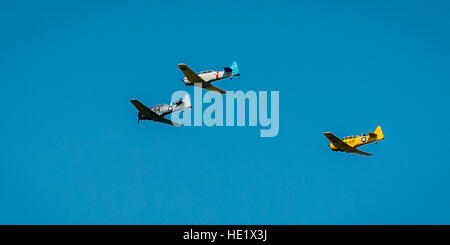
[182,70,233,85]
[329,134,377,151]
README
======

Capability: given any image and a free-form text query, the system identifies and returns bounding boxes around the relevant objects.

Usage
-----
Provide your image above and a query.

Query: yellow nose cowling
[329,143,337,151]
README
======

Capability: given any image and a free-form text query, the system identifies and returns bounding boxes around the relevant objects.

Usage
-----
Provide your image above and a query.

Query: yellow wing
[324,132,373,156]
[177,64,205,83]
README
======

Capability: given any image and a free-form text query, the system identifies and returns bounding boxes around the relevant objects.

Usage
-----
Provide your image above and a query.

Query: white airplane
[178,62,240,94]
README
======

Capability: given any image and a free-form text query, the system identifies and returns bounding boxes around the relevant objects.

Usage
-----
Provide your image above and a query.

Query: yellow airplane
[324,126,384,156]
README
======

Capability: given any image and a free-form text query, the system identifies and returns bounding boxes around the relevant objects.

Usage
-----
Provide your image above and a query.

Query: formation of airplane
[130,94,191,127]
[130,61,237,126]
[130,61,385,156]
[324,126,384,156]
[178,62,239,94]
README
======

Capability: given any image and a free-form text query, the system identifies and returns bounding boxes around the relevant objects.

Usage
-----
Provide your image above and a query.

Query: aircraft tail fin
[374,126,384,140]
[231,61,240,76]
[183,94,191,108]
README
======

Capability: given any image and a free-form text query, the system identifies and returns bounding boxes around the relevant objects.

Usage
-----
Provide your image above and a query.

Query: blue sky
[1,0,449,224]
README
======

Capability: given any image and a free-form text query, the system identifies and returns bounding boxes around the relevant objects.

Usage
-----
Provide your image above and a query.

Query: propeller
[137,112,144,125]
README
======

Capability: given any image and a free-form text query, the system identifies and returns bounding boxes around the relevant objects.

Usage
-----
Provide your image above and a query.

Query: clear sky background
[1,0,449,224]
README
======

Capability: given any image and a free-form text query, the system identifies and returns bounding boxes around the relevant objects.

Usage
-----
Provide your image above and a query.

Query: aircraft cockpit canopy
[343,135,358,139]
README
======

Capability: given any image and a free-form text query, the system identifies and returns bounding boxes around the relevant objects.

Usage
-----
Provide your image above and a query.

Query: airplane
[178,62,240,94]
[323,126,384,156]
[130,94,191,126]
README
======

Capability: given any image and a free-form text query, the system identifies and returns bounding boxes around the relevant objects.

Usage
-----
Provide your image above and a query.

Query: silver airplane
[130,94,191,126]
[178,62,240,94]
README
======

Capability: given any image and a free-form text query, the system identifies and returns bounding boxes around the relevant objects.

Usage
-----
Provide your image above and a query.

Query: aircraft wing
[178,64,205,83]
[153,117,181,127]
[130,100,156,117]
[196,83,226,94]
[130,100,181,127]
[324,132,373,156]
